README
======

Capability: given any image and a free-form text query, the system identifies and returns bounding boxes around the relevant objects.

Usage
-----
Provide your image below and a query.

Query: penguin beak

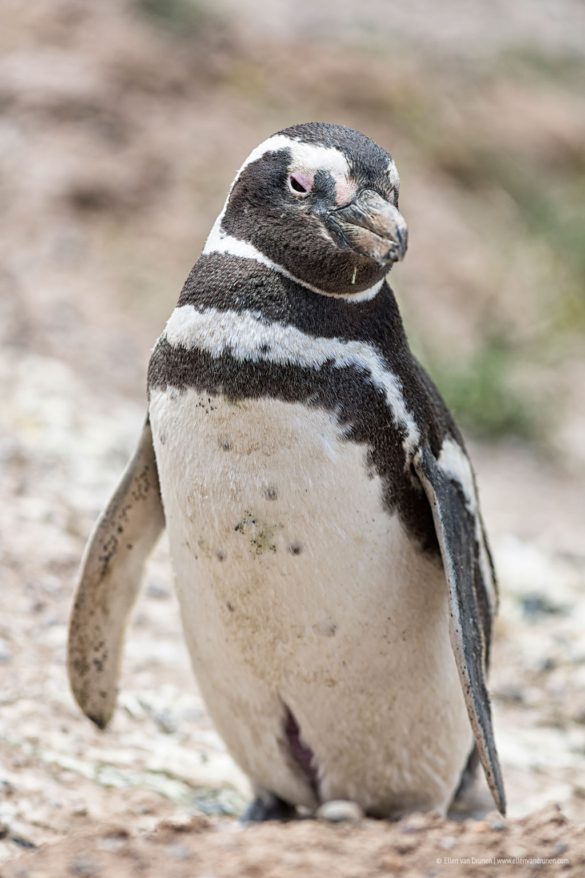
[332,189,408,265]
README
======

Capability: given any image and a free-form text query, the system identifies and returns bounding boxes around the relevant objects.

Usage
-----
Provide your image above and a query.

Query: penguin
[68,122,506,820]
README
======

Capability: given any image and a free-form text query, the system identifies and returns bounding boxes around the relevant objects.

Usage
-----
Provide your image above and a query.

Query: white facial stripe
[164,305,420,456]
[240,134,350,179]
[438,437,496,612]
[203,225,383,303]
[203,136,303,250]
[220,135,350,221]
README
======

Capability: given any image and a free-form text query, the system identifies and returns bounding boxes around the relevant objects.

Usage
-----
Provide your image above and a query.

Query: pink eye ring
[288,172,313,197]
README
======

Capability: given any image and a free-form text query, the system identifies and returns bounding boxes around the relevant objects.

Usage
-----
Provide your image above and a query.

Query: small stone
[495,684,525,705]
[154,710,178,734]
[520,593,566,621]
[439,835,457,850]
[159,815,210,834]
[378,854,402,871]
[159,816,193,833]
[401,812,431,833]
[0,638,12,663]
[168,843,192,861]
[489,816,507,831]
[96,835,128,853]
[393,839,417,855]
[509,846,529,858]
[317,800,364,823]
[146,580,169,600]
[68,858,100,877]
[0,779,15,796]
[11,835,36,850]
[549,805,568,825]
[470,820,489,833]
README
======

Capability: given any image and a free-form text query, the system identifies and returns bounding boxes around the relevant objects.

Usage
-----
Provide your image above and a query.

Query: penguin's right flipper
[68,418,164,729]
[414,444,506,816]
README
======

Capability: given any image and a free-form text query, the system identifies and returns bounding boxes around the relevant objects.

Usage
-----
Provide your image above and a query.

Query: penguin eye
[288,172,313,197]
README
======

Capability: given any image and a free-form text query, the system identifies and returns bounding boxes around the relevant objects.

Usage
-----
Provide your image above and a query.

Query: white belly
[149,386,473,815]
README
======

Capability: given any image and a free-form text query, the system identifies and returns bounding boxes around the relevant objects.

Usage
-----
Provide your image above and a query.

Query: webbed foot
[241,792,296,823]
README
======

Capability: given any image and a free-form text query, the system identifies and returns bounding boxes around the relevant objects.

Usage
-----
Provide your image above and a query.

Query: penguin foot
[241,792,296,823]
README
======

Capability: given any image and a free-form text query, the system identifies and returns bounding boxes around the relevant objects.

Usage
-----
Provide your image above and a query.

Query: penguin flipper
[68,418,164,729]
[413,444,506,815]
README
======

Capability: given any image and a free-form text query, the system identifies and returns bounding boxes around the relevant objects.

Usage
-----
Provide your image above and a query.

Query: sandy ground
[1,0,585,875]
[1,809,583,878]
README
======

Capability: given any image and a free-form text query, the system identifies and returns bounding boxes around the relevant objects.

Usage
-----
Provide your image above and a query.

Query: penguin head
[213,122,408,297]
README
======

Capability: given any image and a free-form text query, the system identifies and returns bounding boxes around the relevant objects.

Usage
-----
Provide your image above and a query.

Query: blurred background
[1,0,584,861]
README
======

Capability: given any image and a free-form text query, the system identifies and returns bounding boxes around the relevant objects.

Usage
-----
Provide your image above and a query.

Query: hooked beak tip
[389,225,408,263]
[332,190,408,265]
[397,225,408,255]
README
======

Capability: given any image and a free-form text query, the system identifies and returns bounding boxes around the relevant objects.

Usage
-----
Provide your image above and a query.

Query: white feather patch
[163,305,420,457]
[239,133,350,180]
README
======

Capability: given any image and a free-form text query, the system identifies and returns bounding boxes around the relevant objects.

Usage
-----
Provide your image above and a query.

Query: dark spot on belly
[226,601,235,612]
[219,437,232,451]
[288,542,303,556]
[235,511,279,554]
[259,343,271,354]
[264,486,278,501]
[216,549,226,562]
[235,511,257,532]
[159,432,167,445]
[314,620,337,637]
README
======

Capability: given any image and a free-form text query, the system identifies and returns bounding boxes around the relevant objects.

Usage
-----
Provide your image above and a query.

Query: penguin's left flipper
[414,444,506,816]
[68,418,165,729]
